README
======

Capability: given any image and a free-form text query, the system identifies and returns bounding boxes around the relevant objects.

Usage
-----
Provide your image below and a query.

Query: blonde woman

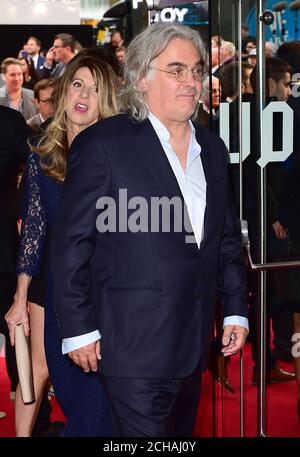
[5,49,119,436]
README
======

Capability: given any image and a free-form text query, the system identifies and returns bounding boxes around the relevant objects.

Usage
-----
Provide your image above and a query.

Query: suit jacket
[39,62,66,80]
[0,87,38,121]
[52,114,247,378]
[27,113,42,131]
[35,55,45,78]
[0,106,31,272]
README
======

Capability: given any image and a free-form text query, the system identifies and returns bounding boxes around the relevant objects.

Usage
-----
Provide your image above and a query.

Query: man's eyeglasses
[53,45,66,49]
[38,98,53,105]
[149,64,206,83]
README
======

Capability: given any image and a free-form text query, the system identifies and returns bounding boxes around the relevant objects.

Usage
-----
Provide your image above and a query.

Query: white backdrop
[0,0,81,25]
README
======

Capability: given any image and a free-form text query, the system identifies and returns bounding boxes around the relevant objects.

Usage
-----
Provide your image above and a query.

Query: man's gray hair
[119,22,208,121]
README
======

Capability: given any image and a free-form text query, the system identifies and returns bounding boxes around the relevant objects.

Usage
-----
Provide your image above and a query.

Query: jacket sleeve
[51,128,111,338]
[217,142,248,319]
[16,152,47,277]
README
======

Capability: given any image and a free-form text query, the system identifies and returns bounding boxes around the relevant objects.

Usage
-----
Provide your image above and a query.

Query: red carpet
[1,342,299,437]
[194,342,300,437]
[0,352,65,437]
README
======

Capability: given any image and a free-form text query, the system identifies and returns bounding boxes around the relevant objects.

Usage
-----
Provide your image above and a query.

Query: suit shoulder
[0,105,26,124]
[88,113,135,137]
[194,121,226,150]
[22,88,34,99]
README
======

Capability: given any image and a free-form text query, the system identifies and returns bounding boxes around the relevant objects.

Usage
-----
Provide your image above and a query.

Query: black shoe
[270,347,293,363]
[252,365,295,385]
[36,421,65,437]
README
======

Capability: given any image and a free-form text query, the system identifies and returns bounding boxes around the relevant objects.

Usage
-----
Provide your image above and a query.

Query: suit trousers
[101,364,202,437]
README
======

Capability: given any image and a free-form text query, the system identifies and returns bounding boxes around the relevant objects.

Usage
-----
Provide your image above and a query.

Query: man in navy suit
[52,22,248,437]
[26,36,45,78]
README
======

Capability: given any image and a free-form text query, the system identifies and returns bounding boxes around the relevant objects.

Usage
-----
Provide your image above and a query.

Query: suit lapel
[0,96,9,108]
[135,119,184,201]
[135,118,199,253]
[194,125,216,251]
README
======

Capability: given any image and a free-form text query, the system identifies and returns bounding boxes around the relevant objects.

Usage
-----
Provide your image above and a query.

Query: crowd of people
[0,20,299,437]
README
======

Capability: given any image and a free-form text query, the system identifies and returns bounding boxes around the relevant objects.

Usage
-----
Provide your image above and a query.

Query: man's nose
[184,70,197,86]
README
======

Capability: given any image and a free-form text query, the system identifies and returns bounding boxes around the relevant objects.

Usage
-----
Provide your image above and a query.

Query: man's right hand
[68,340,101,372]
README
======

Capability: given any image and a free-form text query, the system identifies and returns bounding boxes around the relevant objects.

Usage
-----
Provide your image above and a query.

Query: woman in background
[19,57,38,91]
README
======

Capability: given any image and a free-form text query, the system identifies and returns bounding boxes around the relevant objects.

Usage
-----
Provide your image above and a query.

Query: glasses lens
[193,68,204,82]
[175,67,187,82]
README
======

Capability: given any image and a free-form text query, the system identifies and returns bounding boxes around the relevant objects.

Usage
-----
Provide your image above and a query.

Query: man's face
[211,46,219,67]
[36,87,55,120]
[53,39,69,63]
[269,72,292,101]
[116,50,126,64]
[211,77,221,109]
[242,68,253,94]
[142,38,203,127]
[27,38,40,57]
[111,32,122,48]
[2,64,23,92]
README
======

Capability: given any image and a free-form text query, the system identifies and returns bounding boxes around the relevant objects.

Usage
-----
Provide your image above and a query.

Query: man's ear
[139,75,149,93]
[267,77,276,97]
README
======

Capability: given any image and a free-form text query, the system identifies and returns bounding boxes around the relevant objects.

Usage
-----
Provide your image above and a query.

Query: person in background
[0,58,37,120]
[26,36,45,78]
[5,49,119,437]
[0,106,30,422]
[19,57,38,91]
[41,34,76,79]
[27,79,56,131]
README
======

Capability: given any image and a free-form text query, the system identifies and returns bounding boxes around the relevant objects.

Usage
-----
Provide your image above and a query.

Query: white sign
[152,7,189,23]
[219,101,294,168]
[0,0,80,25]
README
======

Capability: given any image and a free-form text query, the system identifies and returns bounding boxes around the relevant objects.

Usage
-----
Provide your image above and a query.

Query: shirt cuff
[62,330,101,354]
[223,315,249,331]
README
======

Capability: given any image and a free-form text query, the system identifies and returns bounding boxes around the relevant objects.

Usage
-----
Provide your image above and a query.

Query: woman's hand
[5,296,30,346]
[5,274,32,346]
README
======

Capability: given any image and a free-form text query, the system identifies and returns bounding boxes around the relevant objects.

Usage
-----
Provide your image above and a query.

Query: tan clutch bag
[15,324,35,404]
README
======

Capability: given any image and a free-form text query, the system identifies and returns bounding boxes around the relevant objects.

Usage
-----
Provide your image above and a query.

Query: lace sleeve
[16,152,47,277]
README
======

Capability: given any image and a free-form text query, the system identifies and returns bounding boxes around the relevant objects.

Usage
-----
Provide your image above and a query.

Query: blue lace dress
[16,151,112,437]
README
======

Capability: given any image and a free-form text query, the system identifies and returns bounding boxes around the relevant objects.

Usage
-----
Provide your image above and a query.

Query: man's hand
[68,340,101,372]
[221,325,248,357]
[272,220,287,240]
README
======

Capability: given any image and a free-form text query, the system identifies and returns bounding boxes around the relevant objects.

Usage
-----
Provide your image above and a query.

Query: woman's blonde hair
[35,49,119,182]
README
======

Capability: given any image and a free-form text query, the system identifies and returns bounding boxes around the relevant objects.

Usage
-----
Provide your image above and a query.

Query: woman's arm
[5,152,47,345]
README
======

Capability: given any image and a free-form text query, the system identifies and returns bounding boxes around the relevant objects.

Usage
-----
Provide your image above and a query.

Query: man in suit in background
[52,22,248,437]
[41,34,76,79]
[0,58,37,121]
[26,78,56,131]
[26,36,45,79]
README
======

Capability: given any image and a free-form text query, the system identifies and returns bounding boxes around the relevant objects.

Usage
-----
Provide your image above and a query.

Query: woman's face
[19,59,29,74]
[65,66,100,135]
